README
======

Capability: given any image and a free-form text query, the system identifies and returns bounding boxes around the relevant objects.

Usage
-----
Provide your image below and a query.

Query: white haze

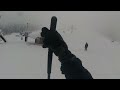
[0,11,120,42]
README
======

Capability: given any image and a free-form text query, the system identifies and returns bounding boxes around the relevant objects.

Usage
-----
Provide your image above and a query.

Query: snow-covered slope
[1,27,120,79]
[0,33,65,79]
[62,28,120,79]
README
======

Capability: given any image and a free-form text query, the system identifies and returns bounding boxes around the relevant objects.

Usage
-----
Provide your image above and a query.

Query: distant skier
[24,32,28,42]
[0,30,6,43]
[85,42,88,51]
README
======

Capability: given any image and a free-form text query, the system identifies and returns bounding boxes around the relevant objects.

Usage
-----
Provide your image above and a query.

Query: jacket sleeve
[58,49,93,79]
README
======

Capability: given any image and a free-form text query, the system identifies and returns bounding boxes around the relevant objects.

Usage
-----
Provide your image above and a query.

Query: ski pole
[47,16,57,79]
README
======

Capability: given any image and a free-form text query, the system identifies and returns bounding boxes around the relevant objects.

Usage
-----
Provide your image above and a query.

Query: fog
[0,11,120,41]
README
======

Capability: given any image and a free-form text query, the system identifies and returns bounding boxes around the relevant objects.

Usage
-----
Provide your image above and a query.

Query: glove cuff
[53,45,75,63]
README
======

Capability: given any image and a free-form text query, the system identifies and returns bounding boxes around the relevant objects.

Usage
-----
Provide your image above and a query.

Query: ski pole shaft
[47,49,53,79]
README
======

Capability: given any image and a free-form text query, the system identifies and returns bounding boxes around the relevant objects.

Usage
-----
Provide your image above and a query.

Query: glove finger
[41,27,49,37]
[42,44,47,48]
[42,37,49,48]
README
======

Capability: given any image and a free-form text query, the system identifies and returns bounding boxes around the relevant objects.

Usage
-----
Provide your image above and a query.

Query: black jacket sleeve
[58,48,93,79]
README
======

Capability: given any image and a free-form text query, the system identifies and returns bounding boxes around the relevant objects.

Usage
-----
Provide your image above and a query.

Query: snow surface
[0,33,65,79]
[1,27,120,79]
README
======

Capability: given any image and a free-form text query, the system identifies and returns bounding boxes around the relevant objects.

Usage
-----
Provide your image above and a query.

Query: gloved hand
[41,27,68,56]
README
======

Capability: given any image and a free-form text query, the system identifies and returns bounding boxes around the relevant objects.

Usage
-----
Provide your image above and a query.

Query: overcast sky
[0,11,120,41]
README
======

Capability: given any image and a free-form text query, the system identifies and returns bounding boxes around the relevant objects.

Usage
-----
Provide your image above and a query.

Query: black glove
[41,27,68,56]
